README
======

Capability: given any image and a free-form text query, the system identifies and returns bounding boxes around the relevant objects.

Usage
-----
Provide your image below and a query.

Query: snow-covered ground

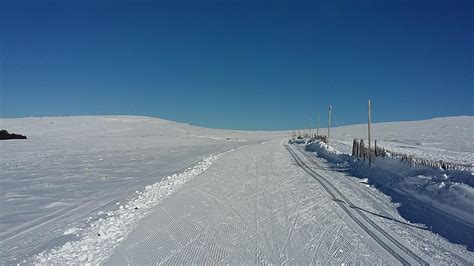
[0,115,472,264]
[0,116,279,264]
[305,138,474,248]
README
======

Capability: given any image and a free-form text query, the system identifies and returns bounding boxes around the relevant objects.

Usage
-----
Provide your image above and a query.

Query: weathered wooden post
[353,139,356,157]
[368,99,372,166]
[327,105,332,145]
[374,140,378,157]
[352,139,356,156]
[358,139,361,158]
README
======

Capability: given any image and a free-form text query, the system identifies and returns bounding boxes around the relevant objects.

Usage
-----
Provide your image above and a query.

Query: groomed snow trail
[105,139,385,264]
[286,145,427,265]
[103,140,473,264]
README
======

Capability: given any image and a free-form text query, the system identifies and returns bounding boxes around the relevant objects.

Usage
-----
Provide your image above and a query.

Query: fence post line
[368,99,372,166]
[327,105,332,145]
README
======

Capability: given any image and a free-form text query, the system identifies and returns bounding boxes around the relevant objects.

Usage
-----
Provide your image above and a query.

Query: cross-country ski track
[100,140,471,265]
[285,144,427,265]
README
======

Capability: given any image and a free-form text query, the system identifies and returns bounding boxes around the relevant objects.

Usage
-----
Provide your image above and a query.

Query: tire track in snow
[286,144,428,265]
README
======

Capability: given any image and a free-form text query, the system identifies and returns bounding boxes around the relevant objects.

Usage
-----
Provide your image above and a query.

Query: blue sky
[1,0,472,130]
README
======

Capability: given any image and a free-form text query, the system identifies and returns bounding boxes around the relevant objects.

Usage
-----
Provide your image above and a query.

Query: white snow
[0,116,277,264]
[104,139,395,264]
[305,138,474,226]
[34,151,226,264]
[325,116,474,165]
[1,115,473,264]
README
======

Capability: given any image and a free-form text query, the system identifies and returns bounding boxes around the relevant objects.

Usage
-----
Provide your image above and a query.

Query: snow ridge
[34,150,230,264]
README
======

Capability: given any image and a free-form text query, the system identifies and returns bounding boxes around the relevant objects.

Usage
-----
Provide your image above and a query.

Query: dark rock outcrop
[0,130,27,140]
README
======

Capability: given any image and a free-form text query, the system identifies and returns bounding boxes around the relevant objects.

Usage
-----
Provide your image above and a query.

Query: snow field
[0,116,275,264]
[1,115,472,264]
[34,151,227,264]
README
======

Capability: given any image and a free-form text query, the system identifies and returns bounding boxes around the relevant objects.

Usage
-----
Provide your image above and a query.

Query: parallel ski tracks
[285,145,428,265]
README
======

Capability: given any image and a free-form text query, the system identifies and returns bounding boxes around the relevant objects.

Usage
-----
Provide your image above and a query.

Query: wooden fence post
[374,140,377,157]
[368,99,372,165]
[352,139,356,157]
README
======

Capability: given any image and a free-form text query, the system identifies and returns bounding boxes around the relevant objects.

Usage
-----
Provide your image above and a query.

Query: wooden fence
[352,138,470,171]
[352,139,386,161]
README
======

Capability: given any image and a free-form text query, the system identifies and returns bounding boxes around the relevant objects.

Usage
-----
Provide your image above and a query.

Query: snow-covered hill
[0,115,472,264]
[0,116,282,264]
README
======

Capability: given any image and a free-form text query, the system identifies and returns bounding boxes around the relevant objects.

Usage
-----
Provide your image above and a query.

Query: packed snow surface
[0,116,276,264]
[35,152,226,264]
[0,115,472,264]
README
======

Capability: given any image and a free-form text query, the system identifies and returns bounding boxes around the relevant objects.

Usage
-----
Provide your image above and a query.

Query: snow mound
[305,140,350,164]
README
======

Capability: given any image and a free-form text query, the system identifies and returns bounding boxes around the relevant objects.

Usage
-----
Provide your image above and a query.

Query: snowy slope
[1,115,472,264]
[0,116,281,264]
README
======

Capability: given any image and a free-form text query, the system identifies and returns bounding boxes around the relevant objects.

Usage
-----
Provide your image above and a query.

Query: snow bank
[305,140,350,164]
[352,157,474,222]
[302,140,474,225]
[34,151,228,264]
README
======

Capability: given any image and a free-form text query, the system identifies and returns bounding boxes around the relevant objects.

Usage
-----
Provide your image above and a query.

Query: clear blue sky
[1,0,472,130]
